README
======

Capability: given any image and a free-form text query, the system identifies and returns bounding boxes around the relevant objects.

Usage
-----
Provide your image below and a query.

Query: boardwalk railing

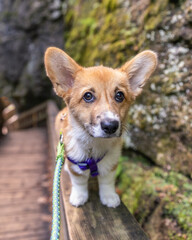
[6,100,149,240]
[5,102,47,131]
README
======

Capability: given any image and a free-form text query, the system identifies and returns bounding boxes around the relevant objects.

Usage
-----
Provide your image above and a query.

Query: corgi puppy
[44,47,157,208]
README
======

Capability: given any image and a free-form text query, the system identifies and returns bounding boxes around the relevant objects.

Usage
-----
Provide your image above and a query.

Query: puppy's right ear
[44,47,81,97]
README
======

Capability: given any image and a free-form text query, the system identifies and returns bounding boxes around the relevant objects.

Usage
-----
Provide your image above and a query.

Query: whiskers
[122,123,129,134]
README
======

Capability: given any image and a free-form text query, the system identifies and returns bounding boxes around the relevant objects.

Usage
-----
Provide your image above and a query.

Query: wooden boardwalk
[0,127,51,240]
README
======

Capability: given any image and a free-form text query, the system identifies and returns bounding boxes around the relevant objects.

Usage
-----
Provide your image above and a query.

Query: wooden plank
[0,170,43,178]
[0,153,47,160]
[0,189,44,200]
[0,203,45,215]
[0,174,46,186]
[61,170,149,240]
[1,201,44,213]
[0,127,51,240]
[0,229,49,239]
[0,166,44,171]
[0,160,44,168]
[0,212,50,225]
[2,103,16,120]
[0,179,45,191]
[4,236,48,240]
[0,200,40,208]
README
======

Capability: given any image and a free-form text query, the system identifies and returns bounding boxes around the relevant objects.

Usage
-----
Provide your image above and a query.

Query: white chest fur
[64,113,122,177]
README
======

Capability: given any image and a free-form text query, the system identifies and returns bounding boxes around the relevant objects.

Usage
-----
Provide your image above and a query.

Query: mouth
[88,132,121,138]
[85,124,122,138]
[100,133,122,138]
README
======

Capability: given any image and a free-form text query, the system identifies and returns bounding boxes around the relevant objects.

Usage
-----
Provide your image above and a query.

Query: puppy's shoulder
[55,107,68,139]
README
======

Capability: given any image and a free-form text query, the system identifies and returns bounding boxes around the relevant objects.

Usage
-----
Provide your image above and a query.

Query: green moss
[65,1,138,67]
[149,0,168,15]
[144,0,169,20]
[116,155,192,238]
[64,0,169,68]
[143,0,169,30]
[145,14,164,31]
[102,0,118,12]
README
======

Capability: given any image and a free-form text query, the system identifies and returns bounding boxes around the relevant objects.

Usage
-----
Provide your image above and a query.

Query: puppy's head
[44,47,157,138]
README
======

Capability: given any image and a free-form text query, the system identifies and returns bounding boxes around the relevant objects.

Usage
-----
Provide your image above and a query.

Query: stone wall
[0,0,64,111]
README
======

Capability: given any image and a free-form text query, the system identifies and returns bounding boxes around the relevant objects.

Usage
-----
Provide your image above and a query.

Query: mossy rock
[116,154,192,239]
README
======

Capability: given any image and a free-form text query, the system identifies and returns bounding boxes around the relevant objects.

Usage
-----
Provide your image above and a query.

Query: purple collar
[67,155,105,177]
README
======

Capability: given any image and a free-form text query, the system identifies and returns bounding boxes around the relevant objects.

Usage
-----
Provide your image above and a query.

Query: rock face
[126,0,192,177]
[64,0,192,177]
[0,99,4,134]
[0,0,64,111]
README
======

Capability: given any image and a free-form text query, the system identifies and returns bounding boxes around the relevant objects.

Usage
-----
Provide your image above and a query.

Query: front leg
[67,166,89,207]
[98,170,120,208]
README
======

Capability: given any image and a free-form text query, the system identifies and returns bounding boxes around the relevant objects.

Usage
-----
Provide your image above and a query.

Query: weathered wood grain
[61,170,149,240]
[0,127,51,240]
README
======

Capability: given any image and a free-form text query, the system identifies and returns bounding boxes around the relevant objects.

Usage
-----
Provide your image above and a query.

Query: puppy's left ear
[121,50,157,96]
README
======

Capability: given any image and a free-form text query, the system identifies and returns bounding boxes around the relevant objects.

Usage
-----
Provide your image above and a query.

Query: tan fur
[111,163,118,172]
[44,47,157,207]
[45,47,157,159]
[67,67,133,133]
[55,108,68,139]
[45,47,157,170]
[67,158,82,176]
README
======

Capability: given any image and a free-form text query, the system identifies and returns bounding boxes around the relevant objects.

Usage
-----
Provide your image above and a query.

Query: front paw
[100,192,120,208]
[69,189,88,207]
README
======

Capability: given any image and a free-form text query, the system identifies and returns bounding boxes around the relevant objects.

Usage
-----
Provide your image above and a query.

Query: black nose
[101,119,119,134]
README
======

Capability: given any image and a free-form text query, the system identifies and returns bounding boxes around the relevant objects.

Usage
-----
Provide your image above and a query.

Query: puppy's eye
[115,91,125,103]
[83,92,95,103]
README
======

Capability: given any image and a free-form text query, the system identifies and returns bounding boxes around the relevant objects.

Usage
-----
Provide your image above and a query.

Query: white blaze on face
[89,111,121,138]
[104,111,119,120]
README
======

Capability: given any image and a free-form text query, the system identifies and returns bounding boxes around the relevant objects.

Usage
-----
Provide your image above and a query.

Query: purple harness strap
[67,155,105,177]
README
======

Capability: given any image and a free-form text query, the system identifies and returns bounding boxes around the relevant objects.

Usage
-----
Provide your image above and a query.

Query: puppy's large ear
[44,47,81,97]
[120,51,157,96]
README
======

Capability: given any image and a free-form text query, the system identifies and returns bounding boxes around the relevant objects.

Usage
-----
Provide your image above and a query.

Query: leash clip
[60,132,64,144]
